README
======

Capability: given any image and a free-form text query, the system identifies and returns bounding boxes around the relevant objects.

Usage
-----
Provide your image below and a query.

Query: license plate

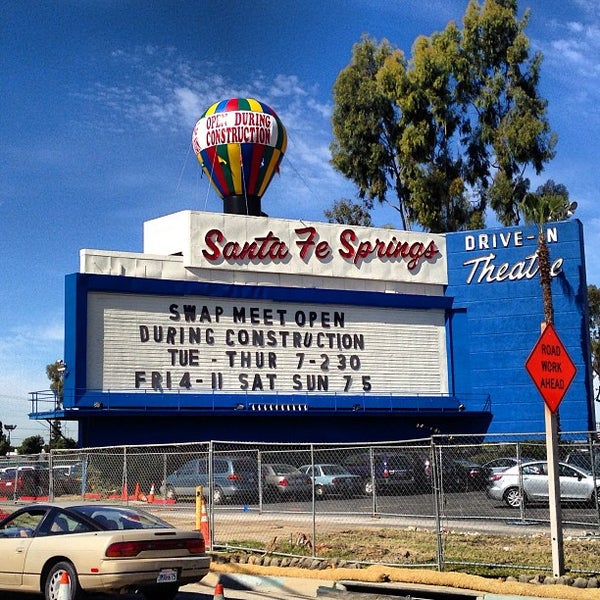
[157,568,178,583]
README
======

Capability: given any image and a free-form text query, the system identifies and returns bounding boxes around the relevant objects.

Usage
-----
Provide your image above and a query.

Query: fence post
[48,450,55,501]
[431,438,444,571]
[258,450,264,513]
[208,441,214,545]
[369,446,376,514]
[81,453,88,497]
[516,441,527,523]
[161,453,167,503]
[310,443,316,558]
[122,446,128,503]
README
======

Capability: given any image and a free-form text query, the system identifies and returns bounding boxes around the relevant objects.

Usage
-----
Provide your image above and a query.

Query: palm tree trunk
[538,230,554,325]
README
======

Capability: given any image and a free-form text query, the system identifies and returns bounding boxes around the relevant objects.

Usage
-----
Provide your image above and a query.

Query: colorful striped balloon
[192,98,287,213]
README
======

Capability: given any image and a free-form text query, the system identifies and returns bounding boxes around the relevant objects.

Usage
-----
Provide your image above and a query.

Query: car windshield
[71,506,173,530]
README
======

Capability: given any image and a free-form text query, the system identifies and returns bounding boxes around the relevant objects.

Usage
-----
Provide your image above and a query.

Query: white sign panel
[87,292,448,396]
[144,211,447,285]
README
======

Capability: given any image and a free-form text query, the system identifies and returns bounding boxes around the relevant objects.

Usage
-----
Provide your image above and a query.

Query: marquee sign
[144,211,448,285]
[86,292,448,396]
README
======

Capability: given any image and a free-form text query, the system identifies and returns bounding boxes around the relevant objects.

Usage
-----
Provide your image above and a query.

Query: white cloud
[268,74,309,98]
[541,11,600,79]
[174,87,203,120]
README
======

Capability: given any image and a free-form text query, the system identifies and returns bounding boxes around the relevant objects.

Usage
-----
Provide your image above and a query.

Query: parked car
[160,455,258,505]
[298,463,362,498]
[0,503,210,600]
[0,468,49,498]
[53,468,84,496]
[451,459,493,491]
[0,467,82,498]
[260,463,311,500]
[482,457,536,474]
[0,465,36,478]
[486,460,600,508]
[343,452,417,495]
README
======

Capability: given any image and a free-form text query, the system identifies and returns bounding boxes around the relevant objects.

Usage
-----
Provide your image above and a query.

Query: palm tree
[519,181,576,578]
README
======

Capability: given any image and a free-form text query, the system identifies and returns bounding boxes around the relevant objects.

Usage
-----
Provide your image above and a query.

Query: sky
[1,1,599,446]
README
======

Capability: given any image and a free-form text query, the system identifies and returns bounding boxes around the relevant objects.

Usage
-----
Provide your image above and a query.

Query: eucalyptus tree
[330,0,556,232]
[325,198,373,226]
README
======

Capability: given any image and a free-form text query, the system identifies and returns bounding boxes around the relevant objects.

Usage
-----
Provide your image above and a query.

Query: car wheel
[504,486,524,508]
[142,583,180,600]
[363,479,374,495]
[212,486,224,505]
[590,488,600,507]
[164,484,177,500]
[315,484,324,499]
[44,560,83,600]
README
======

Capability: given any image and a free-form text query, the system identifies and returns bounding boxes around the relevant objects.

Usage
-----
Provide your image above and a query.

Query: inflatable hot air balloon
[192,98,287,216]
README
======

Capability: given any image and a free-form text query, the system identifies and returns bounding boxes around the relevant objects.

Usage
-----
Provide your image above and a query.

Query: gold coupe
[0,503,210,600]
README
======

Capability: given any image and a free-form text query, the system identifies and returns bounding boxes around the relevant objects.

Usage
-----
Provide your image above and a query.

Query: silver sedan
[486,461,600,508]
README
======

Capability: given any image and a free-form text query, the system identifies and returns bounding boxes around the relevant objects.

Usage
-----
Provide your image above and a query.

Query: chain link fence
[1,432,598,574]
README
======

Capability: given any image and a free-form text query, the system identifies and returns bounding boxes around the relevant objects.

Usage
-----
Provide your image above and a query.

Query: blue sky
[1,1,599,445]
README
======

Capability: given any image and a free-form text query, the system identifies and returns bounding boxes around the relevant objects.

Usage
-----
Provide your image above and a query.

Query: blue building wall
[445,219,594,434]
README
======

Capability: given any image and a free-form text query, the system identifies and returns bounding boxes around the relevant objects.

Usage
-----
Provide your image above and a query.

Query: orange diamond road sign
[525,323,577,413]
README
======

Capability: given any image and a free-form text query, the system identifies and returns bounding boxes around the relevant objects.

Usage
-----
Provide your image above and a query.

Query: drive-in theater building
[29,98,595,447]
[28,211,594,447]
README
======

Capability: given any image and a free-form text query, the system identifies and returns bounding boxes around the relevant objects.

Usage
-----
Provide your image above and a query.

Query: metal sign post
[545,405,564,576]
[525,323,577,577]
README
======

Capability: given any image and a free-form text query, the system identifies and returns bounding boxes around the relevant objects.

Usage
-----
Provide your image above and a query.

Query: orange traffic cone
[121,483,128,501]
[58,570,70,600]
[200,496,211,549]
[147,483,155,503]
[213,581,225,600]
[131,482,141,501]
